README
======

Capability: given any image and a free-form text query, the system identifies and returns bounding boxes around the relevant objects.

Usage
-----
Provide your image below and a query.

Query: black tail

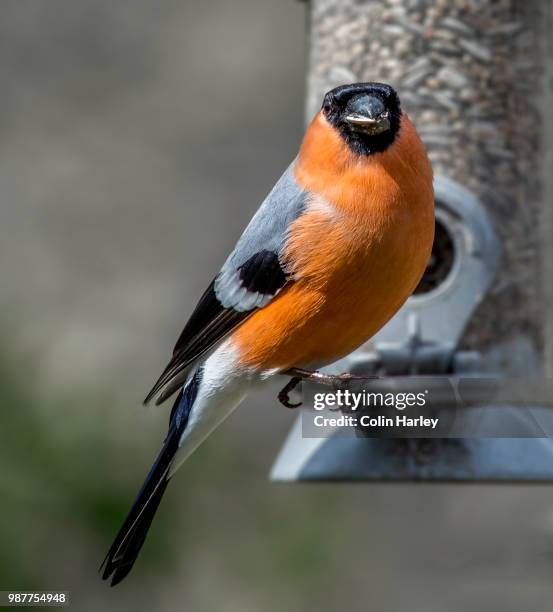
[100,370,202,586]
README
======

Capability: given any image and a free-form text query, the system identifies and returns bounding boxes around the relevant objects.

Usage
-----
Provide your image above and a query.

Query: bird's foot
[278,368,379,409]
[278,376,302,408]
[282,367,376,387]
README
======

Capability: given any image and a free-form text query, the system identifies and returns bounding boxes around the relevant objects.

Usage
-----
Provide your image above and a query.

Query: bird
[100,82,435,585]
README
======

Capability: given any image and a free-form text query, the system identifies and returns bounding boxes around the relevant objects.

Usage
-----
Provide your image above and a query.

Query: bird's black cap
[322,82,402,155]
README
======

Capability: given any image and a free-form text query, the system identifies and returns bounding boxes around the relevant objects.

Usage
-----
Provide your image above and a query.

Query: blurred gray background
[1,1,553,611]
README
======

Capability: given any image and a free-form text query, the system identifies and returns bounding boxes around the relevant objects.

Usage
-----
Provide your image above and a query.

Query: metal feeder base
[271,417,553,483]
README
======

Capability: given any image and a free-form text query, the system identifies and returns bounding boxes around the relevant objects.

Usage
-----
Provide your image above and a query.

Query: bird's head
[322,82,402,155]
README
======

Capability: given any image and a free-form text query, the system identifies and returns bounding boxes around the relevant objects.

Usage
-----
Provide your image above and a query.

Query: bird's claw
[278,377,302,409]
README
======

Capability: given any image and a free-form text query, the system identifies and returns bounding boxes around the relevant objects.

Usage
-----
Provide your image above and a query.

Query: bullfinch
[101,82,435,585]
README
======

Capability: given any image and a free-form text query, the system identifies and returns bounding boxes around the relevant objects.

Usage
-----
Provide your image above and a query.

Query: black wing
[144,163,307,405]
[143,250,289,406]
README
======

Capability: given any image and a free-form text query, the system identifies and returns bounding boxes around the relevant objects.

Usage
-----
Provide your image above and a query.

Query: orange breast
[232,112,434,371]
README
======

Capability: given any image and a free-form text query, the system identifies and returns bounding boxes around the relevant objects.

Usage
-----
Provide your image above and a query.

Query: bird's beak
[345,112,391,135]
[345,115,378,126]
[344,94,391,135]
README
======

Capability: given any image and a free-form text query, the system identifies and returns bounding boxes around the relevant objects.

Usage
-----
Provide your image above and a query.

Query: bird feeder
[272,0,553,481]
